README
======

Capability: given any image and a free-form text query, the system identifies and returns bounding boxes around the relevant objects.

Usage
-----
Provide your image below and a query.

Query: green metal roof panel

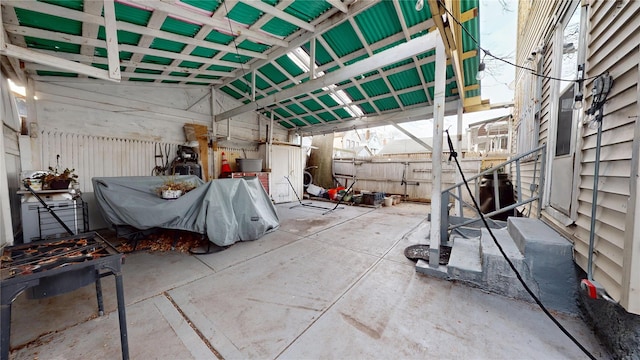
[262,17,298,37]
[388,68,421,91]
[462,58,479,87]
[204,30,234,45]
[303,115,321,125]
[275,56,305,77]
[40,0,83,11]
[36,70,77,77]
[191,47,219,58]
[461,0,478,13]
[129,78,154,82]
[317,94,339,108]
[322,22,362,57]
[227,2,262,26]
[290,118,307,127]
[178,61,204,69]
[195,74,218,79]
[141,55,173,65]
[251,74,271,90]
[301,99,323,111]
[286,103,307,115]
[258,63,288,84]
[279,121,294,129]
[150,38,186,53]
[382,58,413,72]
[231,80,250,94]
[97,28,141,46]
[274,108,293,118]
[334,108,352,119]
[462,18,479,52]
[344,54,369,67]
[15,8,81,35]
[169,72,190,77]
[237,40,270,53]
[221,53,252,63]
[344,87,365,101]
[317,112,337,121]
[114,2,152,26]
[398,89,428,106]
[399,0,432,27]
[361,78,390,97]
[135,68,162,74]
[303,41,333,66]
[160,17,201,37]
[284,0,332,22]
[179,0,221,13]
[355,2,402,45]
[95,49,133,61]
[25,36,79,53]
[373,97,400,111]
[360,103,377,114]
[221,86,243,99]
[207,64,235,72]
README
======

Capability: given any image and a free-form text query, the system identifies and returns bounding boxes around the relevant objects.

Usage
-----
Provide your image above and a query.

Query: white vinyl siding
[515,0,640,312]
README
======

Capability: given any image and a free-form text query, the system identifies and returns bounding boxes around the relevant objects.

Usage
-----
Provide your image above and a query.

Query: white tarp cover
[92,175,279,246]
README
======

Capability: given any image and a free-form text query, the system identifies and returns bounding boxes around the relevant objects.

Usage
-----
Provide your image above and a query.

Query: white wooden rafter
[216,31,440,121]
[158,0,238,83]
[79,0,104,79]
[326,0,349,14]
[314,35,382,116]
[347,17,406,112]
[127,0,288,48]
[124,10,168,81]
[237,0,315,32]
[3,0,269,59]
[392,0,434,105]
[102,0,121,80]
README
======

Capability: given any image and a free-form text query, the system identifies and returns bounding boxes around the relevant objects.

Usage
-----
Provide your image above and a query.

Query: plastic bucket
[384,196,393,207]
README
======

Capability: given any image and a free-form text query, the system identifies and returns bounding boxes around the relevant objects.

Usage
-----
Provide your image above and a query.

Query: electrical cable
[444,129,596,360]
[436,0,603,83]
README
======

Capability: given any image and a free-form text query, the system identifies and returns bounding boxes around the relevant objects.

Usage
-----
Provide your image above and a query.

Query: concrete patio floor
[8,201,609,359]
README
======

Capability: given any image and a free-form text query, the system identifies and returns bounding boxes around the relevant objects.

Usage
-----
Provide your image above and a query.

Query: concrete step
[479,227,537,301]
[447,236,482,283]
[507,218,578,314]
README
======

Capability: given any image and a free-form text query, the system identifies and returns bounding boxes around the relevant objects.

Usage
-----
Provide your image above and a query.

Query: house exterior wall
[514,0,640,315]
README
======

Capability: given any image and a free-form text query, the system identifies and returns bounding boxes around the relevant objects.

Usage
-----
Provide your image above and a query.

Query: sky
[380,0,518,139]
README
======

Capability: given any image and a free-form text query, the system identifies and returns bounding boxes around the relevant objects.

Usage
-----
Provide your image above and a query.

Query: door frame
[543,0,587,224]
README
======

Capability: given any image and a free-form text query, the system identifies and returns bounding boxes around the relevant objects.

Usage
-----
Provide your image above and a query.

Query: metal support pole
[114,273,129,360]
[587,108,603,280]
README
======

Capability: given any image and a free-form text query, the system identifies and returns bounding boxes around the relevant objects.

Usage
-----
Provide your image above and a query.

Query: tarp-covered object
[92,175,279,246]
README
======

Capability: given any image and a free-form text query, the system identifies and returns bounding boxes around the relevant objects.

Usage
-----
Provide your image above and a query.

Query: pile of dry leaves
[117,230,209,253]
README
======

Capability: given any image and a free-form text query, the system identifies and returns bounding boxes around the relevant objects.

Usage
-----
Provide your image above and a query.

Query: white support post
[102,0,121,81]
[251,70,256,102]
[310,37,316,80]
[429,31,446,268]
[455,105,463,216]
[211,87,217,179]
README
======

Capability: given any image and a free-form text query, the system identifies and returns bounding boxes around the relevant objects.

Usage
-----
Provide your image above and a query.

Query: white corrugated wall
[37,131,180,193]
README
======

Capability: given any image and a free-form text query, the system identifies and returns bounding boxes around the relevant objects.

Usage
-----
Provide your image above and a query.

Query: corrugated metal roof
[2,0,483,133]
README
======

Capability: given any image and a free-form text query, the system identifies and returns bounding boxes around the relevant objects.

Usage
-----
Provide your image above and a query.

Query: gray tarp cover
[92,175,279,246]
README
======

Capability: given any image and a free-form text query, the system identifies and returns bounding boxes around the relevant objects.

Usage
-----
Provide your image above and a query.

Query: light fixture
[574,64,585,110]
[476,62,486,80]
[573,92,583,109]
[415,0,424,11]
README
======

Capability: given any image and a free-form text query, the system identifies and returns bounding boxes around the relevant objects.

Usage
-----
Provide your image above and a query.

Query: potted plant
[32,167,78,190]
[155,176,197,199]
